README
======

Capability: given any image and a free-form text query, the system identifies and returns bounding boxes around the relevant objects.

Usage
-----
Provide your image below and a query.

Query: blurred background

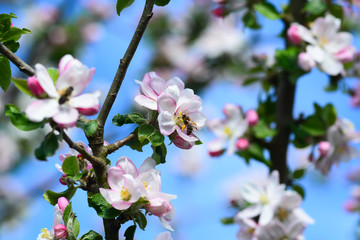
[1,0,360,239]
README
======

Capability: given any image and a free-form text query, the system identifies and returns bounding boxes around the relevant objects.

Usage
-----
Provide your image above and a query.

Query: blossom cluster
[25,54,100,128]
[37,197,69,240]
[135,72,206,149]
[315,118,360,175]
[100,156,176,230]
[234,171,313,240]
[288,14,356,76]
[207,103,258,156]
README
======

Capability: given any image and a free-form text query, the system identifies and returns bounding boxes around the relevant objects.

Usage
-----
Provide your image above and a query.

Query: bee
[58,86,74,105]
[181,113,198,135]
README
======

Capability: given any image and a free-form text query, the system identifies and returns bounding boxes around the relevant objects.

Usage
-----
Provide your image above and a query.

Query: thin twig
[60,128,105,168]
[0,43,35,76]
[97,0,155,129]
[103,132,137,155]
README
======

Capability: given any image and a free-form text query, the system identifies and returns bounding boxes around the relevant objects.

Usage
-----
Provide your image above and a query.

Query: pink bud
[318,141,331,157]
[59,174,67,185]
[58,197,69,213]
[335,46,356,63]
[236,138,249,150]
[146,198,173,217]
[209,149,224,157]
[172,133,194,149]
[28,76,46,98]
[212,7,226,18]
[54,224,68,239]
[298,52,316,72]
[246,110,259,126]
[287,25,302,45]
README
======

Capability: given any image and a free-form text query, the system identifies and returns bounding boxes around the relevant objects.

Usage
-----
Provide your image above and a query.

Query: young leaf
[112,113,146,127]
[116,0,135,16]
[242,10,261,29]
[1,27,30,42]
[134,212,147,230]
[221,217,235,225]
[12,78,33,96]
[0,55,11,91]
[303,0,326,15]
[43,186,77,205]
[47,68,59,83]
[155,0,170,6]
[79,230,103,240]
[3,40,20,53]
[5,104,44,131]
[293,168,306,179]
[76,120,98,136]
[254,2,280,20]
[151,143,167,164]
[124,225,136,240]
[252,120,277,139]
[88,193,121,219]
[34,132,59,160]
[138,124,165,146]
[62,156,79,177]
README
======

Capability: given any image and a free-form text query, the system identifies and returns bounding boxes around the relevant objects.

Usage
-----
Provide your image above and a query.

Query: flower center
[277,208,289,221]
[40,228,52,239]
[176,111,198,135]
[120,186,132,201]
[319,37,328,46]
[58,86,74,105]
[223,126,233,137]
[259,194,269,205]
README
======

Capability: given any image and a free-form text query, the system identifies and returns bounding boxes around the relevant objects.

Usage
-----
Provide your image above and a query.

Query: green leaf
[252,120,277,139]
[4,40,20,53]
[63,203,72,225]
[12,77,33,96]
[88,193,121,219]
[5,104,44,131]
[73,218,80,237]
[293,168,306,179]
[0,13,17,22]
[124,225,136,240]
[301,116,325,136]
[254,2,280,20]
[221,217,235,225]
[62,156,79,177]
[47,68,59,83]
[77,120,98,136]
[195,139,202,145]
[138,124,165,146]
[66,213,80,240]
[329,4,343,19]
[1,27,30,42]
[43,186,77,205]
[79,230,103,240]
[0,55,11,91]
[134,212,147,230]
[303,0,326,15]
[116,0,135,16]
[322,104,337,127]
[34,131,59,160]
[242,10,261,29]
[155,0,170,6]
[151,143,167,164]
[292,184,305,199]
[112,113,146,127]
[275,47,300,72]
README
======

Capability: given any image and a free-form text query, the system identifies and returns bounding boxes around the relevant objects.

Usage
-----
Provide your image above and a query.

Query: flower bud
[236,138,249,150]
[146,198,173,217]
[287,25,302,45]
[298,52,316,72]
[28,76,46,98]
[58,197,69,213]
[209,149,224,157]
[59,174,67,185]
[246,110,258,126]
[318,141,331,157]
[212,6,226,18]
[54,224,67,239]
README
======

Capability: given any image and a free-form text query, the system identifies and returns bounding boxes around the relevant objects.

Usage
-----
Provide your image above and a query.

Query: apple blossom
[37,200,65,240]
[314,118,360,175]
[208,103,248,155]
[54,224,67,239]
[25,54,100,128]
[157,84,206,145]
[298,52,316,72]
[235,171,285,226]
[134,72,184,111]
[235,218,258,240]
[28,76,46,98]
[287,24,302,45]
[255,219,306,240]
[318,141,331,157]
[293,14,356,76]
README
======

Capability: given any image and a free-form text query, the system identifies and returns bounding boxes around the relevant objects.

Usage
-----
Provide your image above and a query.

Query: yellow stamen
[277,208,289,221]
[40,228,52,239]
[120,187,131,201]
[223,126,232,136]
[319,37,328,46]
[259,194,269,204]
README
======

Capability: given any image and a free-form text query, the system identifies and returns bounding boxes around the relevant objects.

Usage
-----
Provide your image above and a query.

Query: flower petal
[52,106,79,128]
[34,64,58,98]
[116,156,138,177]
[138,157,156,174]
[134,95,158,110]
[175,127,198,142]
[158,93,177,115]
[107,167,126,191]
[158,112,176,136]
[25,99,60,122]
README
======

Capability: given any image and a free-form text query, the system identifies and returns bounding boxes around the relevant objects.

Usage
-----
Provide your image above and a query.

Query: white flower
[256,219,306,240]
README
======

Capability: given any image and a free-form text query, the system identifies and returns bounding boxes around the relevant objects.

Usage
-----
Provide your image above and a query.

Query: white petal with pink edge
[134,95,158,110]
[34,64,58,98]
[53,106,79,128]
[116,156,138,177]
[25,99,59,122]
[158,112,176,136]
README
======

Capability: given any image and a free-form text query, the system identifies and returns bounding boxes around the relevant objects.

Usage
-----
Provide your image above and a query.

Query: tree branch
[103,132,137,156]
[97,0,155,129]
[0,43,35,76]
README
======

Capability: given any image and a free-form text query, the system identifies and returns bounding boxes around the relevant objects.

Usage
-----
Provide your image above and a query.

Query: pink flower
[245,110,259,126]
[28,76,46,98]
[157,85,206,144]
[298,52,316,72]
[236,138,249,150]
[287,24,302,45]
[335,46,356,63]
[25,54,100,128]
[57,197,69,213]
[134,72,184,111]
[54,224,67,239]
[318,141,331,157]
